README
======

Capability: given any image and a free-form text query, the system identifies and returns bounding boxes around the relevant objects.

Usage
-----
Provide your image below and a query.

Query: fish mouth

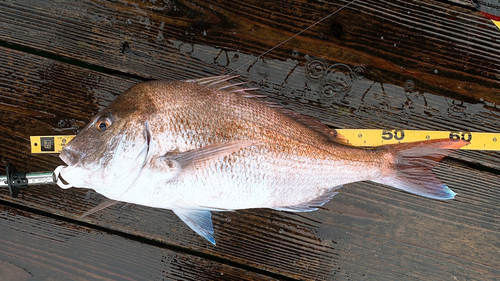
[56,147,85,189]
[58,173,69,185]
[54,165,72,189]
[60,147,85,166]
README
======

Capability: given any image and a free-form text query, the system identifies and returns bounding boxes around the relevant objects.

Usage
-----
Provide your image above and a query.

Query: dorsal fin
[185,75,348,143]
[185,75,236,85]
[266,105,349,144]
[184,75,260,94]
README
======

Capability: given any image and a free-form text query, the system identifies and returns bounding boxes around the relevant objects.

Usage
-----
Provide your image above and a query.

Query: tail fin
[372,139,469,200]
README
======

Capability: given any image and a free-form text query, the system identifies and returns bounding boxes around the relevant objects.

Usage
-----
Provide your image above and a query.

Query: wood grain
[0,204,279,281]
[0,45,499,279]
[1,0,500,171]
[0,0,499,280]
[0,0,498,100]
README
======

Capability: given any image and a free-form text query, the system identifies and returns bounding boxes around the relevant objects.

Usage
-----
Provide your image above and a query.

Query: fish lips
[54,165,86,190]
[55,147,85,189]
[59,147,84,166]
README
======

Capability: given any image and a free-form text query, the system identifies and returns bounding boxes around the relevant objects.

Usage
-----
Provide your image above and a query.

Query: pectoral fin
[165,140,260,172]
[173,209,216,245]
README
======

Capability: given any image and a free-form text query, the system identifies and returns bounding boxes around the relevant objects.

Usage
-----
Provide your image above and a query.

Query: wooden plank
[0,0,496,100]
[1,0,500,171]
[0,0,499,280]
[0,204,279,281]
[329,164,500,280]
[0,45,499,279]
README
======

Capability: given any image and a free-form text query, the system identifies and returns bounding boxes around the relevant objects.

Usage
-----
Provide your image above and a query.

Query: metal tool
[1,164,55,198]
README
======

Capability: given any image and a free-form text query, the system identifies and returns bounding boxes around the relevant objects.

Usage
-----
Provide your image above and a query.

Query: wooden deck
[0,0,499,280]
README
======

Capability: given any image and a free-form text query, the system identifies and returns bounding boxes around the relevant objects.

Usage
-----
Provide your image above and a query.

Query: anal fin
[273,186,342,212]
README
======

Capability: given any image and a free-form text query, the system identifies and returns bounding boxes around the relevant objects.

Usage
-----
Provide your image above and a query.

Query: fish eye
[96,116,112,132]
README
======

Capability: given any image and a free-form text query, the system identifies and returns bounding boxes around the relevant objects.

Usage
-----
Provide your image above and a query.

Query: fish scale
[54,76,468,245]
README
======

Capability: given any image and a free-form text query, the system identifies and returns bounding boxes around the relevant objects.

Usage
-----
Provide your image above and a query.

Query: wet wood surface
[0,204,278,281]
[0,0,499,280]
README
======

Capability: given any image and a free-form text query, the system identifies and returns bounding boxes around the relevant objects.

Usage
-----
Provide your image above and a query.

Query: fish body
[55,76,467,244]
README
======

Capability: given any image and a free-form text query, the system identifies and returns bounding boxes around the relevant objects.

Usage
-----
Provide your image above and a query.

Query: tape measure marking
[29,130,500,153]
[30,135,76,153]
[335,129,499,151]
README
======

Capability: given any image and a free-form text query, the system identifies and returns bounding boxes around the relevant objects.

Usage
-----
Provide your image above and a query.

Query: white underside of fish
[116,145,379,211]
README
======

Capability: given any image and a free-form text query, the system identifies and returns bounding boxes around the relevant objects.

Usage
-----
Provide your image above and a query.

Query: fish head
[55,85,155,198]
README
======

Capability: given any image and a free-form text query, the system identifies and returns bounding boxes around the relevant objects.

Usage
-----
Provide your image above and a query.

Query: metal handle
[1,164,55,198]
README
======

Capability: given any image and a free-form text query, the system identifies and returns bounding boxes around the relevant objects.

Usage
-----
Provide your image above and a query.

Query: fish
[53,75,468,245]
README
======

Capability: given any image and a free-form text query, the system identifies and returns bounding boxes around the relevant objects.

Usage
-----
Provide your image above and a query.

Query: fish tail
[372,139,469,200]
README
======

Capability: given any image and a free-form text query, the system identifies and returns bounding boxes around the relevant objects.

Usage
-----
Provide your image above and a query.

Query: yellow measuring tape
[30,130,500,153]
[335,129,499,150]
[30,135,75,153]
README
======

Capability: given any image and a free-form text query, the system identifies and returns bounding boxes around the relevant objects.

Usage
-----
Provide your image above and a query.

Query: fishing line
[228,0,358,74]
[194,1,358,99]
